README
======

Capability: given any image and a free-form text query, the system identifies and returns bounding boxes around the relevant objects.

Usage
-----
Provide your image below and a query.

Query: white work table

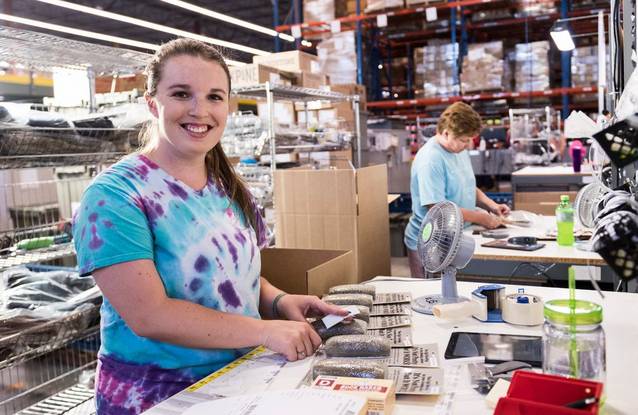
[512,165,593,177]
[146,279,637,415]
[468,215,606,267]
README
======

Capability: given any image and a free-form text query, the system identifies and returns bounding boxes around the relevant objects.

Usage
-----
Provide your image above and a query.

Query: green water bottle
[556,195,575,246]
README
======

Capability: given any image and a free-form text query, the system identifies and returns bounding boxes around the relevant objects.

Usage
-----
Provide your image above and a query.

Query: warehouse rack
[231,83,362,168]
[0,27,151,415]
[274,0,607,117]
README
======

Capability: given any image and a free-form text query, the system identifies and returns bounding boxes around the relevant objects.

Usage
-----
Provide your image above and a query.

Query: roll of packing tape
[501,293,544,326]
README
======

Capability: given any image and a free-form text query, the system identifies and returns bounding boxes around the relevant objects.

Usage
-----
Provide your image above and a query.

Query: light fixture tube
[34,0,270,56]
[550,26,576,52]
[0,13,246,66]
[160,0,295,42]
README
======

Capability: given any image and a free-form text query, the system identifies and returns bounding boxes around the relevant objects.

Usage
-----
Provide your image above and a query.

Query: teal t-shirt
[404,138,476,250]
[73,154,267,379]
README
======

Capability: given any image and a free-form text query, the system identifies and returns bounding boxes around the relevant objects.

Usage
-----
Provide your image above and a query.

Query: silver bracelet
[272,293,287,319]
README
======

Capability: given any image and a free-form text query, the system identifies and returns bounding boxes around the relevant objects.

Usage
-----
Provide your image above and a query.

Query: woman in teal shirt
[404,102,510,278]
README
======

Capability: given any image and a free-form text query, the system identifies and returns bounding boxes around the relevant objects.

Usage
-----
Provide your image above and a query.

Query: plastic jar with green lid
[543,299,605,381]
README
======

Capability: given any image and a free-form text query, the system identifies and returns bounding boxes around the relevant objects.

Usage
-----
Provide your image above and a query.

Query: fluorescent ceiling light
[550,22,575,51]
[0,13,246,66]
[34,0,270,56]
[160,0,295,42]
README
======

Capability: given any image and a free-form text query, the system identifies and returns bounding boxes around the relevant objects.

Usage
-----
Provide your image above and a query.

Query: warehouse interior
[0,0,637,414]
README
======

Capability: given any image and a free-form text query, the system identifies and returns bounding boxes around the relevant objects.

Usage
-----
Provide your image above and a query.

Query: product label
[388,367,443,395]
[384,344,440,368]
[368,327,413,347]
[374,293,412,305]
[371,303,412,316]
[367,316,412,330]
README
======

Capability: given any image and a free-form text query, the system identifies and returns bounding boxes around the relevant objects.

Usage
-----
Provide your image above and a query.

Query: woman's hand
[489,203,511,217]
[277,294,350,322]
[259,319,322,361]
[478,211,503,229]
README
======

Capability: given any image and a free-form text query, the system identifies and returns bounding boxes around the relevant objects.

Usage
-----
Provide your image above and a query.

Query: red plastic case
[494,371,603,415]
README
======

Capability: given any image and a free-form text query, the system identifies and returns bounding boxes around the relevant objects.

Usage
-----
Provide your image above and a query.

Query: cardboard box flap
[261,248,355,296]
[355,164,391,280]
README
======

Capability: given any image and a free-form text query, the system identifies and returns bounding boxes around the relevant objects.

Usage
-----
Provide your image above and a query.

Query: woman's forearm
[136,297,267,349]
[461,207,483,224]
[476,188,495,210]
[259,276,286,319]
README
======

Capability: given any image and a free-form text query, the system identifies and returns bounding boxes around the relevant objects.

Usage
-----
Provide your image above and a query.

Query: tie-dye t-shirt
[73,154,267,414]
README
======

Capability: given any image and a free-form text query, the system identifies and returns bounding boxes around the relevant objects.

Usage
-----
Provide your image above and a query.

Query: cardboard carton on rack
[253,50,321,74]
[229,64,295,88]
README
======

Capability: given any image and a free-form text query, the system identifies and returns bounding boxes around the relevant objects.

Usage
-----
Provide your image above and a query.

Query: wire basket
[0,127,137,168]
[592,211,638,280]
[0,304,100,371]
[592,117,638,168]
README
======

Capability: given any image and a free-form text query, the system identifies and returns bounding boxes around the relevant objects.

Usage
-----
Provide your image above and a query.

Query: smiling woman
[72,38,348,415]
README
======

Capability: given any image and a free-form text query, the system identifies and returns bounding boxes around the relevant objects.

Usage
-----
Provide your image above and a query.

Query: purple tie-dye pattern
[88,212,98,222]
[133,164,149,181]
[222,234,238,269]
[189,278,203,291]
[80,225,86,241]
[234,230,247,246]
[218,280,241,308]
[152,191,162,200]
[96,355,197,415]
[142,197,164,226]
[103,219,113,228]
[89,224,104,250]
[98,200,106,206]
[139,154,160,170]
[164,179,188,200]
[193,255,210,273]
[211,237,222,252]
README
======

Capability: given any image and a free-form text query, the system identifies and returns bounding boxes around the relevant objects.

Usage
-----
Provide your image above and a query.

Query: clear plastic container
[542,299,605,382]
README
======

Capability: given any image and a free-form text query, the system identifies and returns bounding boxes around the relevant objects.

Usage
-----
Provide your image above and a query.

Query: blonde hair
[139,38,261,241]
[436,102,482,138]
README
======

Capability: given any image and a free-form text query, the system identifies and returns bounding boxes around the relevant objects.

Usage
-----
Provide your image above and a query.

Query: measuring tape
[186,346,268,392]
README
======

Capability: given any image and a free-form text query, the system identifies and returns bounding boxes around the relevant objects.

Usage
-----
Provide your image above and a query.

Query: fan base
[411,295,470,315]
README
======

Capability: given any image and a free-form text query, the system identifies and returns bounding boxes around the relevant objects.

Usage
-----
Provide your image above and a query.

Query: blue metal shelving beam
[356,0,363,84]
[273,0,280,52]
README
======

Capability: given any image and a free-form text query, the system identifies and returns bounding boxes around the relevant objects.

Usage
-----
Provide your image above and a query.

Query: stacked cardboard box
[460,41,504,93]
[304,0,334,22]
[317,31,357,85]
[252,50,328,89]
[571,46,599,86]
[414,43,459,97]
[515,0,556,16]
[365,0,404,13]
[294,84,366,130]
[340,0,367,16]
[229,64,295,88]
[513,41,550,92]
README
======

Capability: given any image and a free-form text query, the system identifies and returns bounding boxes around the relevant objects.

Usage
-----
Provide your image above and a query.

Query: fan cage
[574,183,608,228]
[418,201,462,273]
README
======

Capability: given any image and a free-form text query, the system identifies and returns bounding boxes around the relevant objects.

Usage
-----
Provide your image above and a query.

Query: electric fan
[574,182,610,229]
[411,201,476,315]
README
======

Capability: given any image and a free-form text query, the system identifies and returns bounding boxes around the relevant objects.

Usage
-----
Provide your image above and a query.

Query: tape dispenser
[433,285,543,326]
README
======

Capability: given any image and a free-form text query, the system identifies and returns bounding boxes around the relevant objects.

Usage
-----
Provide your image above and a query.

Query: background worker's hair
[436,102,482,138]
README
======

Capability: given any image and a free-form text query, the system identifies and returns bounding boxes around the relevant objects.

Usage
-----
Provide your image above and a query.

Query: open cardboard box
[261,248,355,296]
[274,160,391,282]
